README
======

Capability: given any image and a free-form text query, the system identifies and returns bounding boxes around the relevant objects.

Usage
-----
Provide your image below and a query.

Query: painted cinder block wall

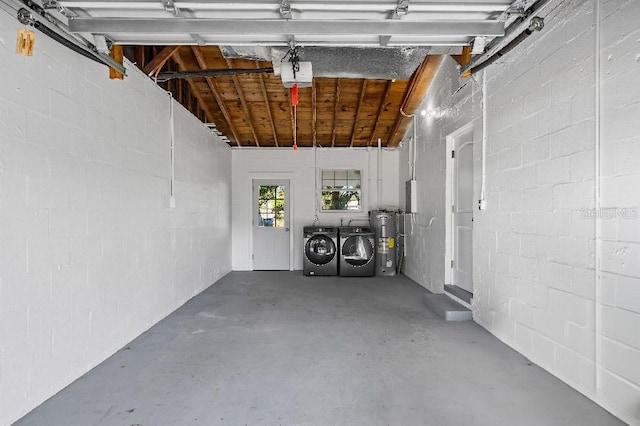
[232,148,399,271]
[399,0,640,424]
[0,12,232,425]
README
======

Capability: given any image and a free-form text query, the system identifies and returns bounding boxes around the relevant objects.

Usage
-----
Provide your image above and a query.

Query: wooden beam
[369,80,393,147]
[312,78,317,147]
[350,79,367,148]
[143,45,180,76]
[191,46,242,147]
[330,78,341,148]
[451,45,472,78]
[171,50,217,126]
[224,58,260,147]
[255,63,279,147]
[108,45,124,80]
[387,55,442,147]
[133,46,145,70]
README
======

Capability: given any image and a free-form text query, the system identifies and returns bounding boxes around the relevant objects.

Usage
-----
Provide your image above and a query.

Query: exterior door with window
[253,179,290,270]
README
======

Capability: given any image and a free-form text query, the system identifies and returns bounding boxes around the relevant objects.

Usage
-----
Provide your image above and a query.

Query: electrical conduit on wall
[594,0,602,402]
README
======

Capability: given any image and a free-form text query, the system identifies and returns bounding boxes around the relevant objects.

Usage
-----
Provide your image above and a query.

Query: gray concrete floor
[18,272,624,426]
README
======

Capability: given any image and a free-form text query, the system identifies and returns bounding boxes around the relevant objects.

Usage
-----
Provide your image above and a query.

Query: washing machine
[338,227,376,277]
[303,226,339,276]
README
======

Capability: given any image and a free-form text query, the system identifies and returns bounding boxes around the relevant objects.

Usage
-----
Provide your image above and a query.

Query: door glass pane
[258,185,285,227]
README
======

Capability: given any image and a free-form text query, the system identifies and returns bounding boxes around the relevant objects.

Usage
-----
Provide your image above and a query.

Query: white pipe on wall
[480,70,488,210]
[594,0,602,399]
[377,138,382,209]
[169,92,176,208]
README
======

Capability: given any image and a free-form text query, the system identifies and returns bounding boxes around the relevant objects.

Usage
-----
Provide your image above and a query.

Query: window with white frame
[321,169,362,211]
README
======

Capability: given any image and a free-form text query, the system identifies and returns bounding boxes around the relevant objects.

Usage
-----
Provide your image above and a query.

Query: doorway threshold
[444,284,473,305]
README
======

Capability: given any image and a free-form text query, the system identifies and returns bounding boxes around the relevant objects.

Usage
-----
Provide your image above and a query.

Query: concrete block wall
[399,0,640,423]
[397,56,480,293]
[232,148,399,271]
[0,12,231,425]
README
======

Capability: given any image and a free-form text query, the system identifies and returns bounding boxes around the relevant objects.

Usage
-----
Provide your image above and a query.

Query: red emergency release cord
[291,83,298,150]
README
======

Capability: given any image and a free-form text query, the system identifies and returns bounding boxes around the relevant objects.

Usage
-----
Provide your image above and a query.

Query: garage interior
[1,0,639,425]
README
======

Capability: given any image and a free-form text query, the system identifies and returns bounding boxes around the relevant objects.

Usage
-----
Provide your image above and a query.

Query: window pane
[334,170,347,180]
[320,170,362,211]
[322,170,334,180]
[258,185,285,227]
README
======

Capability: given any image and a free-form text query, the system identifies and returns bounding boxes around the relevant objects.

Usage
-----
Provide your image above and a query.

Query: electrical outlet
[479,199,486,210]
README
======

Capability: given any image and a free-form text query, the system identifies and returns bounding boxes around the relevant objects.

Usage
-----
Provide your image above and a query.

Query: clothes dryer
[338,227,376,277]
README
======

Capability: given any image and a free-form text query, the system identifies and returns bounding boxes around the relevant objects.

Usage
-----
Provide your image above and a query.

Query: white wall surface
[232,148,399,271]
[0,12,231,425]
[397,56,480,293]
[399,0,640,423]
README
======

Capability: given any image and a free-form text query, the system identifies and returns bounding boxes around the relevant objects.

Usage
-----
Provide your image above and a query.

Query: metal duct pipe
[156,67,274,82]
[460,0,553,75]
[470,16,544,74]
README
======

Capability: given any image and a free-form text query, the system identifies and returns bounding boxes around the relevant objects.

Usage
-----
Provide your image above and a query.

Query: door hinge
[451,150,455,158]
[252,254,254,260]
[452,205,455,213]
[451,260,454,268]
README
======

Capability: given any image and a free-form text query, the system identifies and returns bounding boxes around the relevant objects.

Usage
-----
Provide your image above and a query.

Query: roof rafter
[331,78,341,147]
[387,55,442,147]
[191,46,242,146]
[171,49,217,126]
[350,79,367,148]
[255,62,279,147]
[224,58,260,147]
[142,45,180,75]
[369,80,393,147]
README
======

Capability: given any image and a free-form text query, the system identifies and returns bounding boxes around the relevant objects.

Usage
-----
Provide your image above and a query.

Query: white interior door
[452,137,473,292]
[253,179,290,270]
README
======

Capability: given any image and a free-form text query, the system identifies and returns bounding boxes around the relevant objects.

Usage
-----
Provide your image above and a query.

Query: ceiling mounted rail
[69,18,505,37]
[59,1,512,12]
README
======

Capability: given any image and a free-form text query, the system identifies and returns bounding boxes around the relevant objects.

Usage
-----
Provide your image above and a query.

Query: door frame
[444,122,474,287]
[250,173,294,271]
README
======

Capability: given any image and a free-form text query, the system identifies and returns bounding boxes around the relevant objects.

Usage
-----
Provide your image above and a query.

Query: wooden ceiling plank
[142,45,180,76]
[350,79,367,148]
[330,78,341,148]
[224,58,260,147]
[368,80,393,147]
[256,65,279,147]
[387,55,443,147]
[191,46,242,147]
[172,50,217,125]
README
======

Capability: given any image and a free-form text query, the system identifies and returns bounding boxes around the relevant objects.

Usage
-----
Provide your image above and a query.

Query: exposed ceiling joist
[190,46,242,146]
[387,55,442,147]
[369,81,393,147]
[171,49,217,125]
[224,58,260,147]
[350,80,368,148]
[142,45,180,75]
[255,63,280,147]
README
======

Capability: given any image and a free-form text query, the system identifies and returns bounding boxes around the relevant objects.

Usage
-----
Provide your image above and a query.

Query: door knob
[285,227,290,231]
